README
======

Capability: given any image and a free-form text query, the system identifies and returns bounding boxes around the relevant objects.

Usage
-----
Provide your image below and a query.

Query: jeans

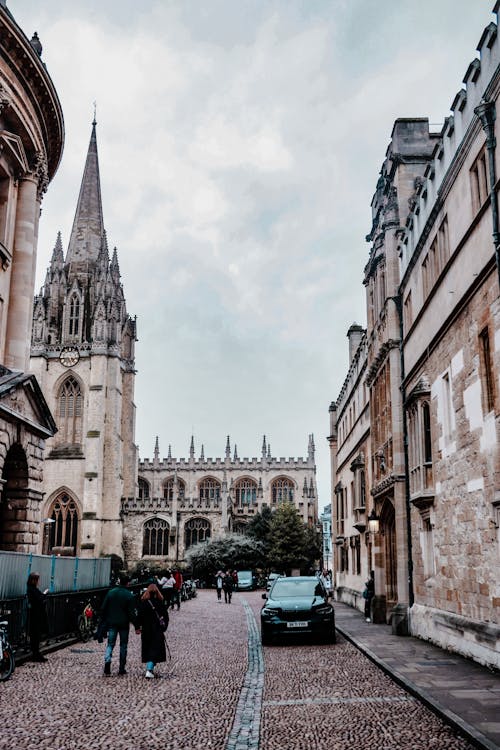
[105,626,129,664]
[146,660,155,672]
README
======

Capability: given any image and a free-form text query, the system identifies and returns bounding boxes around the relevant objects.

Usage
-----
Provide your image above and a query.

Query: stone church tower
[30,120,137,560]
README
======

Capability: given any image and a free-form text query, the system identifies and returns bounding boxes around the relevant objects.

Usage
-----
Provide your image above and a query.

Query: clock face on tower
[59,347,80,367]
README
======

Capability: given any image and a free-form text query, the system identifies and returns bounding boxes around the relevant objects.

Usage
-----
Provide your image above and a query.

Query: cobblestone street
[1,591,474,750]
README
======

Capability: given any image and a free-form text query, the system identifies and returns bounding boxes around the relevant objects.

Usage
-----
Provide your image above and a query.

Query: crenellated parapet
[398,10,500,278]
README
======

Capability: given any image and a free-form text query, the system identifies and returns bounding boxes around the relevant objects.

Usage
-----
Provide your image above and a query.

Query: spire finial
[168,444,172,460]
[190,435,195,459]
[200,444,205,461]
[262,434,267,458]
[225,435,231,458]
[233,444,238,461]
[93,100,97,126]
[154,436,159,461]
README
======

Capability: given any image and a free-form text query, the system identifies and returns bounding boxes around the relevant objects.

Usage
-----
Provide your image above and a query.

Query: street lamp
[367,508,380,534]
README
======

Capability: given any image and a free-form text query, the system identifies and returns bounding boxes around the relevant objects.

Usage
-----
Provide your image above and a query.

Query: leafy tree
[246,505,273,551]
[303,525,323,573]
[186,533,266,581]
[268,503,308,574]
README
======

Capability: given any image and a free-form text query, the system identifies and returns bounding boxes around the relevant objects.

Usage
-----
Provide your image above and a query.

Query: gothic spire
[233,444,238,461]
[167,444,172,460]
[267,444,271,460]
[190,435,195,459]
[66,119,105,266]
[225,435,231,458]
[110,246,120,281]
[50,231,64,267]
[154,436,159,462]
[262,435,267,458]
[200,444,205,461]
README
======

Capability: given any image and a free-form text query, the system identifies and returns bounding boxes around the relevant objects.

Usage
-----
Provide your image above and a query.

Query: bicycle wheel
[78,614,91,642]
[0,646,15,681]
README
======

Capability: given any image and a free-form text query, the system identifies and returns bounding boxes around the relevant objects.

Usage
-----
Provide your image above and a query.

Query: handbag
[149,600,168,632]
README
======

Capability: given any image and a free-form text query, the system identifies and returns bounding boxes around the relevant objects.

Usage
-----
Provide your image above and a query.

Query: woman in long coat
[26,572,49,662]
[136,584,169,678]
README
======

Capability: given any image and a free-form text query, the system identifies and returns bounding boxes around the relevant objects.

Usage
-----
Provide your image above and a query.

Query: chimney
[347,323,364,364]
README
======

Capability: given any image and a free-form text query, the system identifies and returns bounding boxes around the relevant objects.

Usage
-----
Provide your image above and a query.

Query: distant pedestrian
[216,570,223,601]
[172,569,183,611]
[222,570,233,604]
[101,573,138,675]
[363,570,375,622]
[159,570,175,609]
[232,570,238,590]
[26,572,49,662]
[136,583,169,679]
[319,569,332,597]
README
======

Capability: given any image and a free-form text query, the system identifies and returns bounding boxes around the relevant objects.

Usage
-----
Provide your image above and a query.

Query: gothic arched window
[142,518,169,557]
[163,477,185,501]
[235,477,257,505]
[138,478,150,501]
[57,376,83,445]
[271,476,294,504]
[45,493,79,555]
[199,477,221,502]
[69,294,80,337]
[184,517,211,549]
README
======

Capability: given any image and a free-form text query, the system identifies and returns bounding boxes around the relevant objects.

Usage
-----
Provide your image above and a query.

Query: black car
[260,576,336,645]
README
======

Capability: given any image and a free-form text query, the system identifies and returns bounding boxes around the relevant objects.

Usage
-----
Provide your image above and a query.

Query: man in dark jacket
[101,574,138,675]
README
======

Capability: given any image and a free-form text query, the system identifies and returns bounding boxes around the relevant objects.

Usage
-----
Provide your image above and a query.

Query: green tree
[268,503,308,573]
[246,505,273,550]
[186,533,266,581]
[303,525,322,572]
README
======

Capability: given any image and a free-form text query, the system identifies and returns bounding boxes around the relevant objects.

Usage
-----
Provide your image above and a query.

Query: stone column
[4,175,39,371]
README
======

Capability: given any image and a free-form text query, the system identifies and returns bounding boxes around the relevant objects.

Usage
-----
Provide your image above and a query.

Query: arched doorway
[0,443,29,551]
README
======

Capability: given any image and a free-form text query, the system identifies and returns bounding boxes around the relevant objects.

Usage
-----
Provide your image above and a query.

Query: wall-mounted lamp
[368,508,380,534]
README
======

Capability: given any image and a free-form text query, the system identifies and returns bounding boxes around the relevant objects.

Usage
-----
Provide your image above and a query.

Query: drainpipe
[474,99,500,289]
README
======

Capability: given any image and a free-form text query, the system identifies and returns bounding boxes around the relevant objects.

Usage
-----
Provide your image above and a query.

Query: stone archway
[0,443,29,551]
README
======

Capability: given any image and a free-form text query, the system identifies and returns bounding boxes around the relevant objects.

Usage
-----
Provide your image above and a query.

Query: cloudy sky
[10,1,496,512]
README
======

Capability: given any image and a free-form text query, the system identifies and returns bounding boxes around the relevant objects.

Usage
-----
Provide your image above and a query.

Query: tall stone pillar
[4,175,39,371]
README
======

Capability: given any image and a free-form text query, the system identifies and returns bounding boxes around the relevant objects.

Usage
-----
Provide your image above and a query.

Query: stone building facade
[29,121,137,560]
[329,325,371,611]
[330,5,500,667]
[0,5,63,552]
[397,13,500,667]
[122,435,317,568]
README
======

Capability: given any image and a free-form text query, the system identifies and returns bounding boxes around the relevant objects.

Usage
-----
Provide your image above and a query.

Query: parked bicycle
[77,601,96,642]
[0,620,15,681]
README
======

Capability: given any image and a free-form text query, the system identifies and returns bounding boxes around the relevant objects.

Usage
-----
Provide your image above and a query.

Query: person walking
[136,583,169,679]
[363,570,375,622]
[222,570,233,604]
[215,570,223,601]
[172,568,183,611]
[26,572,49,662]
[158,570,175,610]
[100,573,138,675]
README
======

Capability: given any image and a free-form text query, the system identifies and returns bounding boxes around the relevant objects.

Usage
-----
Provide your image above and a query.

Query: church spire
[50,231,64,267]
[66,119,105,266]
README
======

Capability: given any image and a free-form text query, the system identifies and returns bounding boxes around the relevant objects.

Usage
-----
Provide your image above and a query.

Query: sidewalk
[334,601,500,750]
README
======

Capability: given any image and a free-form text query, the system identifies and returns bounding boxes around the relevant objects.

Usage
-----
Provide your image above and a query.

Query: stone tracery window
[163,476,186,501]
[199,477,221,502]
[68,293,80,338]
[407,382,434,501]
[57,376,83,445]
[235,477,257,505]
[184,517,211,549]
[271,476,294,504]
[138,478,150,501]
[45,493,79,555]
[142,517,169,557]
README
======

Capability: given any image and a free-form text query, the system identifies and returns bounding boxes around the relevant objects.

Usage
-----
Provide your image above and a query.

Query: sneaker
[118,668,127,675]
[145,670,154,679]
[104,662,111,675]
[365,618,371,622]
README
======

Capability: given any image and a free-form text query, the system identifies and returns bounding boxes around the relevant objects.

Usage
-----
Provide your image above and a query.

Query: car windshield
[270,579,324,598]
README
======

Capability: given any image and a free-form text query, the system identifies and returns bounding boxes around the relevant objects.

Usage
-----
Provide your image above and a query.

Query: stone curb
[335,624,499,750]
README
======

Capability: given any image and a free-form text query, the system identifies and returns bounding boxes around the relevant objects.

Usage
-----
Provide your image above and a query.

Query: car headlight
[315,605,332,615]
[262,607,280,617]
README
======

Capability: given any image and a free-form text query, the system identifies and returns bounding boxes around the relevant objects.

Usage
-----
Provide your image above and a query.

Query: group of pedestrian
[215,570,235,603]
[156,568,183,611]
[26,572,171,679]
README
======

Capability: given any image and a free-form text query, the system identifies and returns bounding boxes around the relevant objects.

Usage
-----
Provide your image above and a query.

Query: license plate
[287,621,308,628]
